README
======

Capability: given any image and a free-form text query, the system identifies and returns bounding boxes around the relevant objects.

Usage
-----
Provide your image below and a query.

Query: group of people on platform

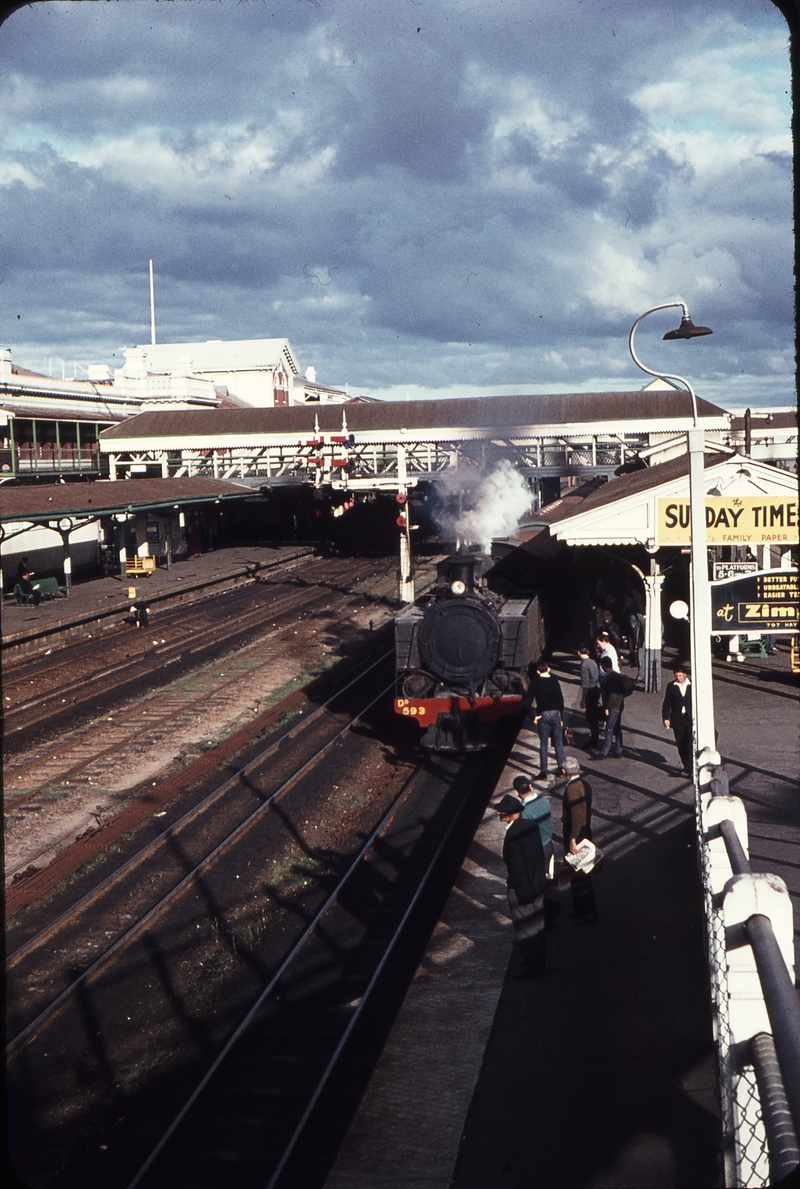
[491,648,695,979]
[589,582,646,674]
[492,753,597,978]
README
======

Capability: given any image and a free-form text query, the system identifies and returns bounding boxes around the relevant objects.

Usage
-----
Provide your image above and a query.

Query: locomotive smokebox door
[417,602,501,685]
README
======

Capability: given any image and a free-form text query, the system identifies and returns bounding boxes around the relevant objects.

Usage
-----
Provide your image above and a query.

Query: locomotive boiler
[394,550,543,752]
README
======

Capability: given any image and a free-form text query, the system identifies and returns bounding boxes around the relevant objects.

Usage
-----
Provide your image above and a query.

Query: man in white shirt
[595,631,619,673]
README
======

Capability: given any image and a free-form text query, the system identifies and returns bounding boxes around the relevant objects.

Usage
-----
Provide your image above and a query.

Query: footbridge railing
[697,753,800,1186]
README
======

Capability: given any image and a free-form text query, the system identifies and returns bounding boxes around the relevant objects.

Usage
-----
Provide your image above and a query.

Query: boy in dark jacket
[662,662,693,776]
[525,659,565,779]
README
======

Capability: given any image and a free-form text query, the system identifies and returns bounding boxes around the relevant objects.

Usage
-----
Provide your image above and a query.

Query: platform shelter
[504,450,798,689]
[0,477,252,594]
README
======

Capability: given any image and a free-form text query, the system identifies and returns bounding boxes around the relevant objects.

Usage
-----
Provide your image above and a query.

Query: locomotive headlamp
[450,579,467,595]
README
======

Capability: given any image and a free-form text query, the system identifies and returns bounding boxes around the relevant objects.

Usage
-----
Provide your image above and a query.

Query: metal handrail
[718,817,749,876]
[745,915,800,1141]
[717,811,800,1166]
[751,1031,800,1184]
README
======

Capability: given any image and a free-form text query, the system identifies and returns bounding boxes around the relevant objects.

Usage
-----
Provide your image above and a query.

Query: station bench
[36,577,67,599]
[6,576,66,604]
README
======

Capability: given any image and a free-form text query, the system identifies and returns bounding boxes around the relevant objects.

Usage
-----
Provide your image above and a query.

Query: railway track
[4,553,395,752]
[6,570,382,788]
[7,647,515,1189]
[127,734,514,1189]
[6,649,395,1045]
[4,556,403,885]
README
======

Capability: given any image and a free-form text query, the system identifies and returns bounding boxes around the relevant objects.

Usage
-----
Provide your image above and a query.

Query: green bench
[9,576,66,604]
[37,577,67,599]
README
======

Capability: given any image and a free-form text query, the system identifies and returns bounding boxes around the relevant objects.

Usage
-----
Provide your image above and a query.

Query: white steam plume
[434,459,533,550]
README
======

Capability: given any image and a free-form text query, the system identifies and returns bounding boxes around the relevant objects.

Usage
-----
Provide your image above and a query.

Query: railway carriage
[395,550,543,752]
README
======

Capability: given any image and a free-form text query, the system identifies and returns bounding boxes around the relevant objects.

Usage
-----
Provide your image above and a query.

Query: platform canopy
[542,453,799,551]
[0,477,253,528]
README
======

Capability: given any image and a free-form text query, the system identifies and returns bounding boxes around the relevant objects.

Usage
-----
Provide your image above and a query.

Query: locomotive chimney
[438,549,476,593]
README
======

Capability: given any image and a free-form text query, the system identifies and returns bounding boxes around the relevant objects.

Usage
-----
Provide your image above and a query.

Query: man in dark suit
[494,793,548,977]
[662,662,693,776]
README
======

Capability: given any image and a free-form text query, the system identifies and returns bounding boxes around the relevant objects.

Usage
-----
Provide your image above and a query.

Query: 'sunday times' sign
[711,569,799,633]
[658,496,799,545]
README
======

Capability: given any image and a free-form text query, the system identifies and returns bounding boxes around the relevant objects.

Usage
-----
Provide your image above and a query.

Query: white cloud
[0,161,43,188]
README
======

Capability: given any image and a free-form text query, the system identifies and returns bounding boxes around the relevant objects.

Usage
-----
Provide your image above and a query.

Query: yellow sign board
[658,496,799,545]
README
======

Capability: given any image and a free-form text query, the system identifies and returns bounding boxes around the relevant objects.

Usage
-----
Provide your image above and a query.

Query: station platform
[326,649,799,1189]
[1,543,315,654]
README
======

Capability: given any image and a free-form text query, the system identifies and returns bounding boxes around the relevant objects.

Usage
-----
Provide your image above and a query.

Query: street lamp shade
[662,314,713,340]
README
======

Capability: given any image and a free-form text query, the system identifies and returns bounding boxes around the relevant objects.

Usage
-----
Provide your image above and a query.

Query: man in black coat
[662,662,693,776]
[494,793,547,977]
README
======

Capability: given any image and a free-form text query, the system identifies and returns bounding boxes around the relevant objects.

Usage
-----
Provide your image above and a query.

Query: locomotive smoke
[435,459,532,550]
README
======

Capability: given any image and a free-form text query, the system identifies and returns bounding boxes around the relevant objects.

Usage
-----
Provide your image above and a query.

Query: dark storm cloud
[0,0,792,406]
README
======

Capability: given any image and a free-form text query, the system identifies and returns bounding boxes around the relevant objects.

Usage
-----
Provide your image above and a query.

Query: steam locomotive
[395,550,543,752]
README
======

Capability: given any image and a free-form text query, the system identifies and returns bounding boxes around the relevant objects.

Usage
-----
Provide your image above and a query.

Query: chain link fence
[696,775,798,1186]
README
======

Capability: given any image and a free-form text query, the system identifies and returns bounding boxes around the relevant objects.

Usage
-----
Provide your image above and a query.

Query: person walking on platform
[595,631,619,673]
[512,774,554,879]
[597,655,625,758]
[600,609,623,653]
[494,792,548,977]
[662,662,693,777]
[526,658,565,780]
[562,756,597,922]
[578,646,602,750]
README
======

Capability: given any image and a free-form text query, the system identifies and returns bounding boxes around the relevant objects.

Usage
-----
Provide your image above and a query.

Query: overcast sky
[0,0,792,408]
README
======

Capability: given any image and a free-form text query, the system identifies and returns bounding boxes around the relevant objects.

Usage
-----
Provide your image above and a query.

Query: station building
[0,337,353,486]
[492,449,798,688]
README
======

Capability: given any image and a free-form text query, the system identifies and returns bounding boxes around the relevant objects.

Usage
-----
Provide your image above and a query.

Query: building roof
[544,451,798,548]
[543,453,725,524]
[128,338,300,375]
[11,364,49,378]
[99,390,730,446]
[729,410,797,432]
[0,402,120,424]
[0,477,253,523]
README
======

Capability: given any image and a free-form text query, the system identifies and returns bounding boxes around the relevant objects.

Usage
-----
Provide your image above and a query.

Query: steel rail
[716,814,800,1163]
[6,554,374,728]
[126,758,428,1189]
[264,753,478,1189]
[750,1031,800,1183]
[6,661,394,1056]
[717,817,749,875]
[745,915,800,1142]
[7,646,393,968]
[5,586,360,796]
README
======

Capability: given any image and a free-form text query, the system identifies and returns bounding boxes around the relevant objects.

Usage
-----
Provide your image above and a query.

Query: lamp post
[629,302,716,761]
